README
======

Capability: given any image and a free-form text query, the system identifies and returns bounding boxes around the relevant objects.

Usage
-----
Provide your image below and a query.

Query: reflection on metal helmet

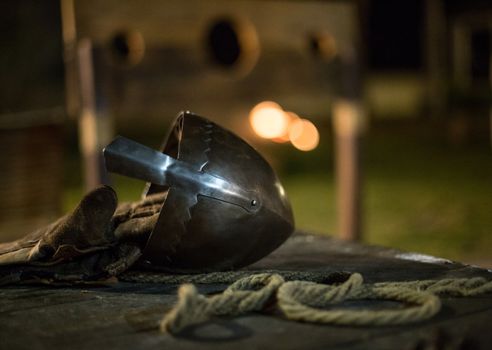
[104,111,294,272]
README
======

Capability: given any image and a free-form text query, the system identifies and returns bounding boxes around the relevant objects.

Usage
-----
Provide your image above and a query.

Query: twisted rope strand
[160,273,284,333]
[122,271,492,334]
[119,270,340,284]
[373,277,492,296]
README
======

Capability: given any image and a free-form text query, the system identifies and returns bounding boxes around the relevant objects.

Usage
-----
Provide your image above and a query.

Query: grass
[63,122,492,265]
[364,144,492,263]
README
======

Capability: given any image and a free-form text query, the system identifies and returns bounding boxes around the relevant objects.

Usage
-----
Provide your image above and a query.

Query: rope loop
[277,281,441,326]
[151,271,492,334]
[160,273,284,333]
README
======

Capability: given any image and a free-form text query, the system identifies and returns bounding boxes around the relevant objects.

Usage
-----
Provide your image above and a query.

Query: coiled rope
[119,271,492,334]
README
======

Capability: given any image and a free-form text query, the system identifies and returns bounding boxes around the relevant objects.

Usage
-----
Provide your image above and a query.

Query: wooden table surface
[1,232,491,350]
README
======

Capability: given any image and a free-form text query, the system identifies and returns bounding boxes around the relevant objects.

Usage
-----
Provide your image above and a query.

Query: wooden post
[452,22,472,90]
[77,39,112,191]
[490,27,492,151]
[60,0,79,118]
[333,44,365,241]
[333,100,364,241]
[425,0,447,118]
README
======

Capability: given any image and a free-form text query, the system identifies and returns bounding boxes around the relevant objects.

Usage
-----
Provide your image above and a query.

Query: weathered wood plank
[0,232,491,350]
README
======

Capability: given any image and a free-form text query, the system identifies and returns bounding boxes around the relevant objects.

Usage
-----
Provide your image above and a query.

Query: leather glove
[0,186,166,285]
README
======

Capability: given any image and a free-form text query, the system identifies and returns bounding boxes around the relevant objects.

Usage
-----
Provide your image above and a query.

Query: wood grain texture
[1,232,491,350]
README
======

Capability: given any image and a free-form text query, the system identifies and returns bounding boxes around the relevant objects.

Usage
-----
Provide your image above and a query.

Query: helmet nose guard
[103,111,294,272]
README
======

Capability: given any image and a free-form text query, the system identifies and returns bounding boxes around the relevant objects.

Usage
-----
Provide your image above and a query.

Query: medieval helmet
[103,111,294,272]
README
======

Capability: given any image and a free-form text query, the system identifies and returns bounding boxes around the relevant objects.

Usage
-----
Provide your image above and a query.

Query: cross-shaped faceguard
[104,111,294,272]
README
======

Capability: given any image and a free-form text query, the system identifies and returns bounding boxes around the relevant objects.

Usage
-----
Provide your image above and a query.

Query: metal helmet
[103,111,294,272]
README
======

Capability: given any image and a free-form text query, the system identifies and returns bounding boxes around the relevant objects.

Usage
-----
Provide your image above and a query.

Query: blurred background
[0,0,491,266]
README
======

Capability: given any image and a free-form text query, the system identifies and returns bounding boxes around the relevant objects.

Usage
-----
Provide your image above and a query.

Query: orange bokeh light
[289,118,320,151]
[271,112,300,143]
[249,101,289,139]
[250,103,319,151]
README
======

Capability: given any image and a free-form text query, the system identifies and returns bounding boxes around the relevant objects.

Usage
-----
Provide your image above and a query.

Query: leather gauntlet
[0,186,166,285]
